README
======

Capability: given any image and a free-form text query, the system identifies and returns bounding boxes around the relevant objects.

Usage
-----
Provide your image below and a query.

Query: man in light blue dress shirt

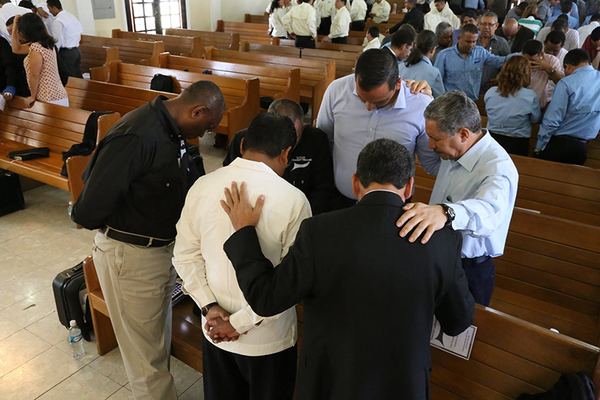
[537,0,560,23]
[317,49,440,206]
[435,24,510,101]
[551,0,579,21]
[545,1,580,29]
[396,91,518,306]
[535,49,600,165]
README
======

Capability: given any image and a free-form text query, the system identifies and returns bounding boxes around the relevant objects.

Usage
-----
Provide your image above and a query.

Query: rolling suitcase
[52,262,92,341]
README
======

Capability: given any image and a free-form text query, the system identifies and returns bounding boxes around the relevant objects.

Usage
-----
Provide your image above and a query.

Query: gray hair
[423,91,481,136]
[482,11,498,23]
[435,22,453,37]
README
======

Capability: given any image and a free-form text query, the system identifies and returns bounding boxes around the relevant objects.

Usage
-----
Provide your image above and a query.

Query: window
[125,0,187,34]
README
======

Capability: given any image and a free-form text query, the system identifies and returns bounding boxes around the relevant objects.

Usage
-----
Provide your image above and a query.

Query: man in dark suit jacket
[218,139,475,400]
[497,18,535,52]
[389,0,424,33]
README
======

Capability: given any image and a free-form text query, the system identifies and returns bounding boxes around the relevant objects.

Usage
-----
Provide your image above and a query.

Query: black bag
[0,170,25,216]
[150,74,175,93]
[517,372,595,400]
[52,262,92,341]
[7,147,50,161]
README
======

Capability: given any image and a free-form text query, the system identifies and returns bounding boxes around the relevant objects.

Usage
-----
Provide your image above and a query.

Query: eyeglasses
[479,22,497,27]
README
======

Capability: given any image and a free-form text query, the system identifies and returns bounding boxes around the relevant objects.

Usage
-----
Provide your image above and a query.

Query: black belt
[559,135,587,143]
[463,255,491,264]
[100,227,174,247]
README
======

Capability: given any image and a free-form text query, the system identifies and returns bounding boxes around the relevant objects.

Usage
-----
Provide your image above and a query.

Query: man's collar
[229,157,278,176]
[357,190,406,207]
[150,96,182,141]
[571,65,595,75]
[422,56,433,66]
[455,130,491,172]
[351,76,407,110]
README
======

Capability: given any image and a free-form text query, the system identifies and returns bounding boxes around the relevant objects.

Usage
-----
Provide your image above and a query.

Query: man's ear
[457,127,471,143]
[281,146,293,166]
[403,177,414,201]
[395,77,403,91]
[352,174,361,198]
[239,137,244,156]
[191,105,209,118]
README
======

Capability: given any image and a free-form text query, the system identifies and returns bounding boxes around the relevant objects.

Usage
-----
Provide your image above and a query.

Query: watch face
[447,206,455,221]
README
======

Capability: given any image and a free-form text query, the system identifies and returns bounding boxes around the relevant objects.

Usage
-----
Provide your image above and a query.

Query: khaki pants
[93,232,177,400]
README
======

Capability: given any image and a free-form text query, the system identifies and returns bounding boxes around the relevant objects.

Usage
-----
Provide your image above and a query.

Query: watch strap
[201,302,218,317]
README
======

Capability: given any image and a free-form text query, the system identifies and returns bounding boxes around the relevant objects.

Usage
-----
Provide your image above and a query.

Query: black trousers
[202,337,297,400]
[351,20,365,31]
[295,35,316,48]
[538,135,588,165]
[490,132,530,156]
[332,36,348,44]
[462,256,495,306]
[59,47,83,78]
[318,16,332,35]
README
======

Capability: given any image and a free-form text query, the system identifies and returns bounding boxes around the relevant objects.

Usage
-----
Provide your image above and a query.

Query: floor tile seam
[0,337,53,380]
[30,360,88,399]
[86,361,130,387]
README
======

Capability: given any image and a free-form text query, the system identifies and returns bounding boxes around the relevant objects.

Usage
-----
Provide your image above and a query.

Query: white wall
[220,0,267,22]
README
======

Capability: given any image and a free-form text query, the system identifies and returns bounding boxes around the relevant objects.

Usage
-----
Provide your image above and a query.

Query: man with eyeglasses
[477,11,511,92]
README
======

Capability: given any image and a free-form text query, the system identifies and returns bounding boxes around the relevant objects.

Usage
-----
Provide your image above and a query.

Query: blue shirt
[464,0,485,9]
[434,45,509,101]
[430,131,518,258]
[484,87,542,138]
[382,42,404,72]
[552,1,579,20]
[316,74,440,198]
[398,56,446,98]
[537,65,600,150]
[545,13,580,29]
[537,0,553,22]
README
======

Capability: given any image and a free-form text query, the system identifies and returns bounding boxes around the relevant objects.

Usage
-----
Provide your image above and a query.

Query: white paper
[0,96,5,111]
[430,318,477,360]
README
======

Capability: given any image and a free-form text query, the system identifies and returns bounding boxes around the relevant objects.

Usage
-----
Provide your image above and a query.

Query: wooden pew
[90,61,260,142]
[244,13,269,24]
[430,305,600,399]
[158,53,301,105]
[111,29,203,58]
[279,38,365,54]
[79,35,165,72]
[216,20,280,45]
[204,46,335,119]
[0,100,120,204]
[241,41,357,78]
[66,77,176,117]
[413,183,600,346]
[165,28,241,51]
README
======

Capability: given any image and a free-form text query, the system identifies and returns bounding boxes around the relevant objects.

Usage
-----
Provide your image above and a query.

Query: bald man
[500,18,535,52]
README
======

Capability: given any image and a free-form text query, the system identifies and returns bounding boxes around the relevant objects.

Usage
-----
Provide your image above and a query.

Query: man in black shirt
[388,0,424,34]
[72,81,225,400]
[223,98,335,215]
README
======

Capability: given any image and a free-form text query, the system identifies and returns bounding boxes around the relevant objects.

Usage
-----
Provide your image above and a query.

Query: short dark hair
[591,27,600,41]
[268,98,304,124]
[339,0,347,4]
[46,0,62,8]
[563,48,591,66]
[560,1,572,13]
[522,39,543,55]
[552,16,569,32]
[18,1,35,9]
[591,12,600,23]
[0,0,12,5]
[367,25,379,37]
[434,0,445,3]
[180,80,226,113]
[460,23,479,36]
[399,23,418,38]
[545,30,565,45]
[356,139,413,190]
[242,113,297,158]
[355,49,399,91]
[517,1,529,11]
[5,16,14,27]
[391,29,414,48]
[461,9,477,23]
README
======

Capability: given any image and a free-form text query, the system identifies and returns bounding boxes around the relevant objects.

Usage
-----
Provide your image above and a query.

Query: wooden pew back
[205,46,335,119]
[216,20,279,45]
[244,13,269,24]
[165,28,240,50]
[79,35,165,72]
[158,53,301,104]
[430,305,600,399]
[279,38,364,53]
[111,29,203,58]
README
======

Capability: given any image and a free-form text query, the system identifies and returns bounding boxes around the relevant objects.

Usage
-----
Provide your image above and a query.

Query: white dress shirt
[329,6,351,38]
[269,7,288,37]
[371,0,391,23]
[429,132,518,259]
[578,21,600,44]
[363,37,381,51]
[172,158,312,356]
[36,2,54,36]
[316,74,440,199]
[282,2,318,38]
[317,0,337,19]
[0,4,31,40]
[351,0,367,21]
[51,10,83,49]
[536,26,579,50]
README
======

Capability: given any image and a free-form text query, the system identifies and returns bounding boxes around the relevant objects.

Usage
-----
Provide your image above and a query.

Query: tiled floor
[0,134,227,399]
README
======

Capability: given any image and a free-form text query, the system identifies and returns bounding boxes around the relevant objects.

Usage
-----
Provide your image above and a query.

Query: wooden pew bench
[279,38,365,54]
[204,46,335,120]
[413,183,600,346]
[79,35,165,73]
[111,29,203,58]
[90,61,260,143]
[158,53,301,106]
[216,20,279,45]
[165,28,240,50]
[0,100,119,204]
[244,13,269,24]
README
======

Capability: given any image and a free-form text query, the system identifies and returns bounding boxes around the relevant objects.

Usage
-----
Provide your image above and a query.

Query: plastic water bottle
[68,320,85,359]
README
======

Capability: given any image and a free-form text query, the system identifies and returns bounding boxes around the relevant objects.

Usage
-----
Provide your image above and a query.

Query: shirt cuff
[3,86,15,96]
[229,306,263,335]
[448,203,470,231]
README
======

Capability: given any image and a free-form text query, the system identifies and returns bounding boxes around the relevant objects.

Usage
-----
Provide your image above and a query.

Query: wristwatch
[201,302,218,317]
[548,69,556,76]
[438,203,455,227]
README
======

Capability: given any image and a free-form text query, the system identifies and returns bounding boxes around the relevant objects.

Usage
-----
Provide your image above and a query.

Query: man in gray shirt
[477,12,511,93]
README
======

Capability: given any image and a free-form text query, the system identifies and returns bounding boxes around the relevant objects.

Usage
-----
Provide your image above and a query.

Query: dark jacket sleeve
[223,130,244,167]
[433,232,475,336]
[307,130,336,214]
[224,222,316,317]
[71,135,145,230]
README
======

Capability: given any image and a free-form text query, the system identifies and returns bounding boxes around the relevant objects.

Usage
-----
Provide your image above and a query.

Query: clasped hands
[204,305,246,344]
